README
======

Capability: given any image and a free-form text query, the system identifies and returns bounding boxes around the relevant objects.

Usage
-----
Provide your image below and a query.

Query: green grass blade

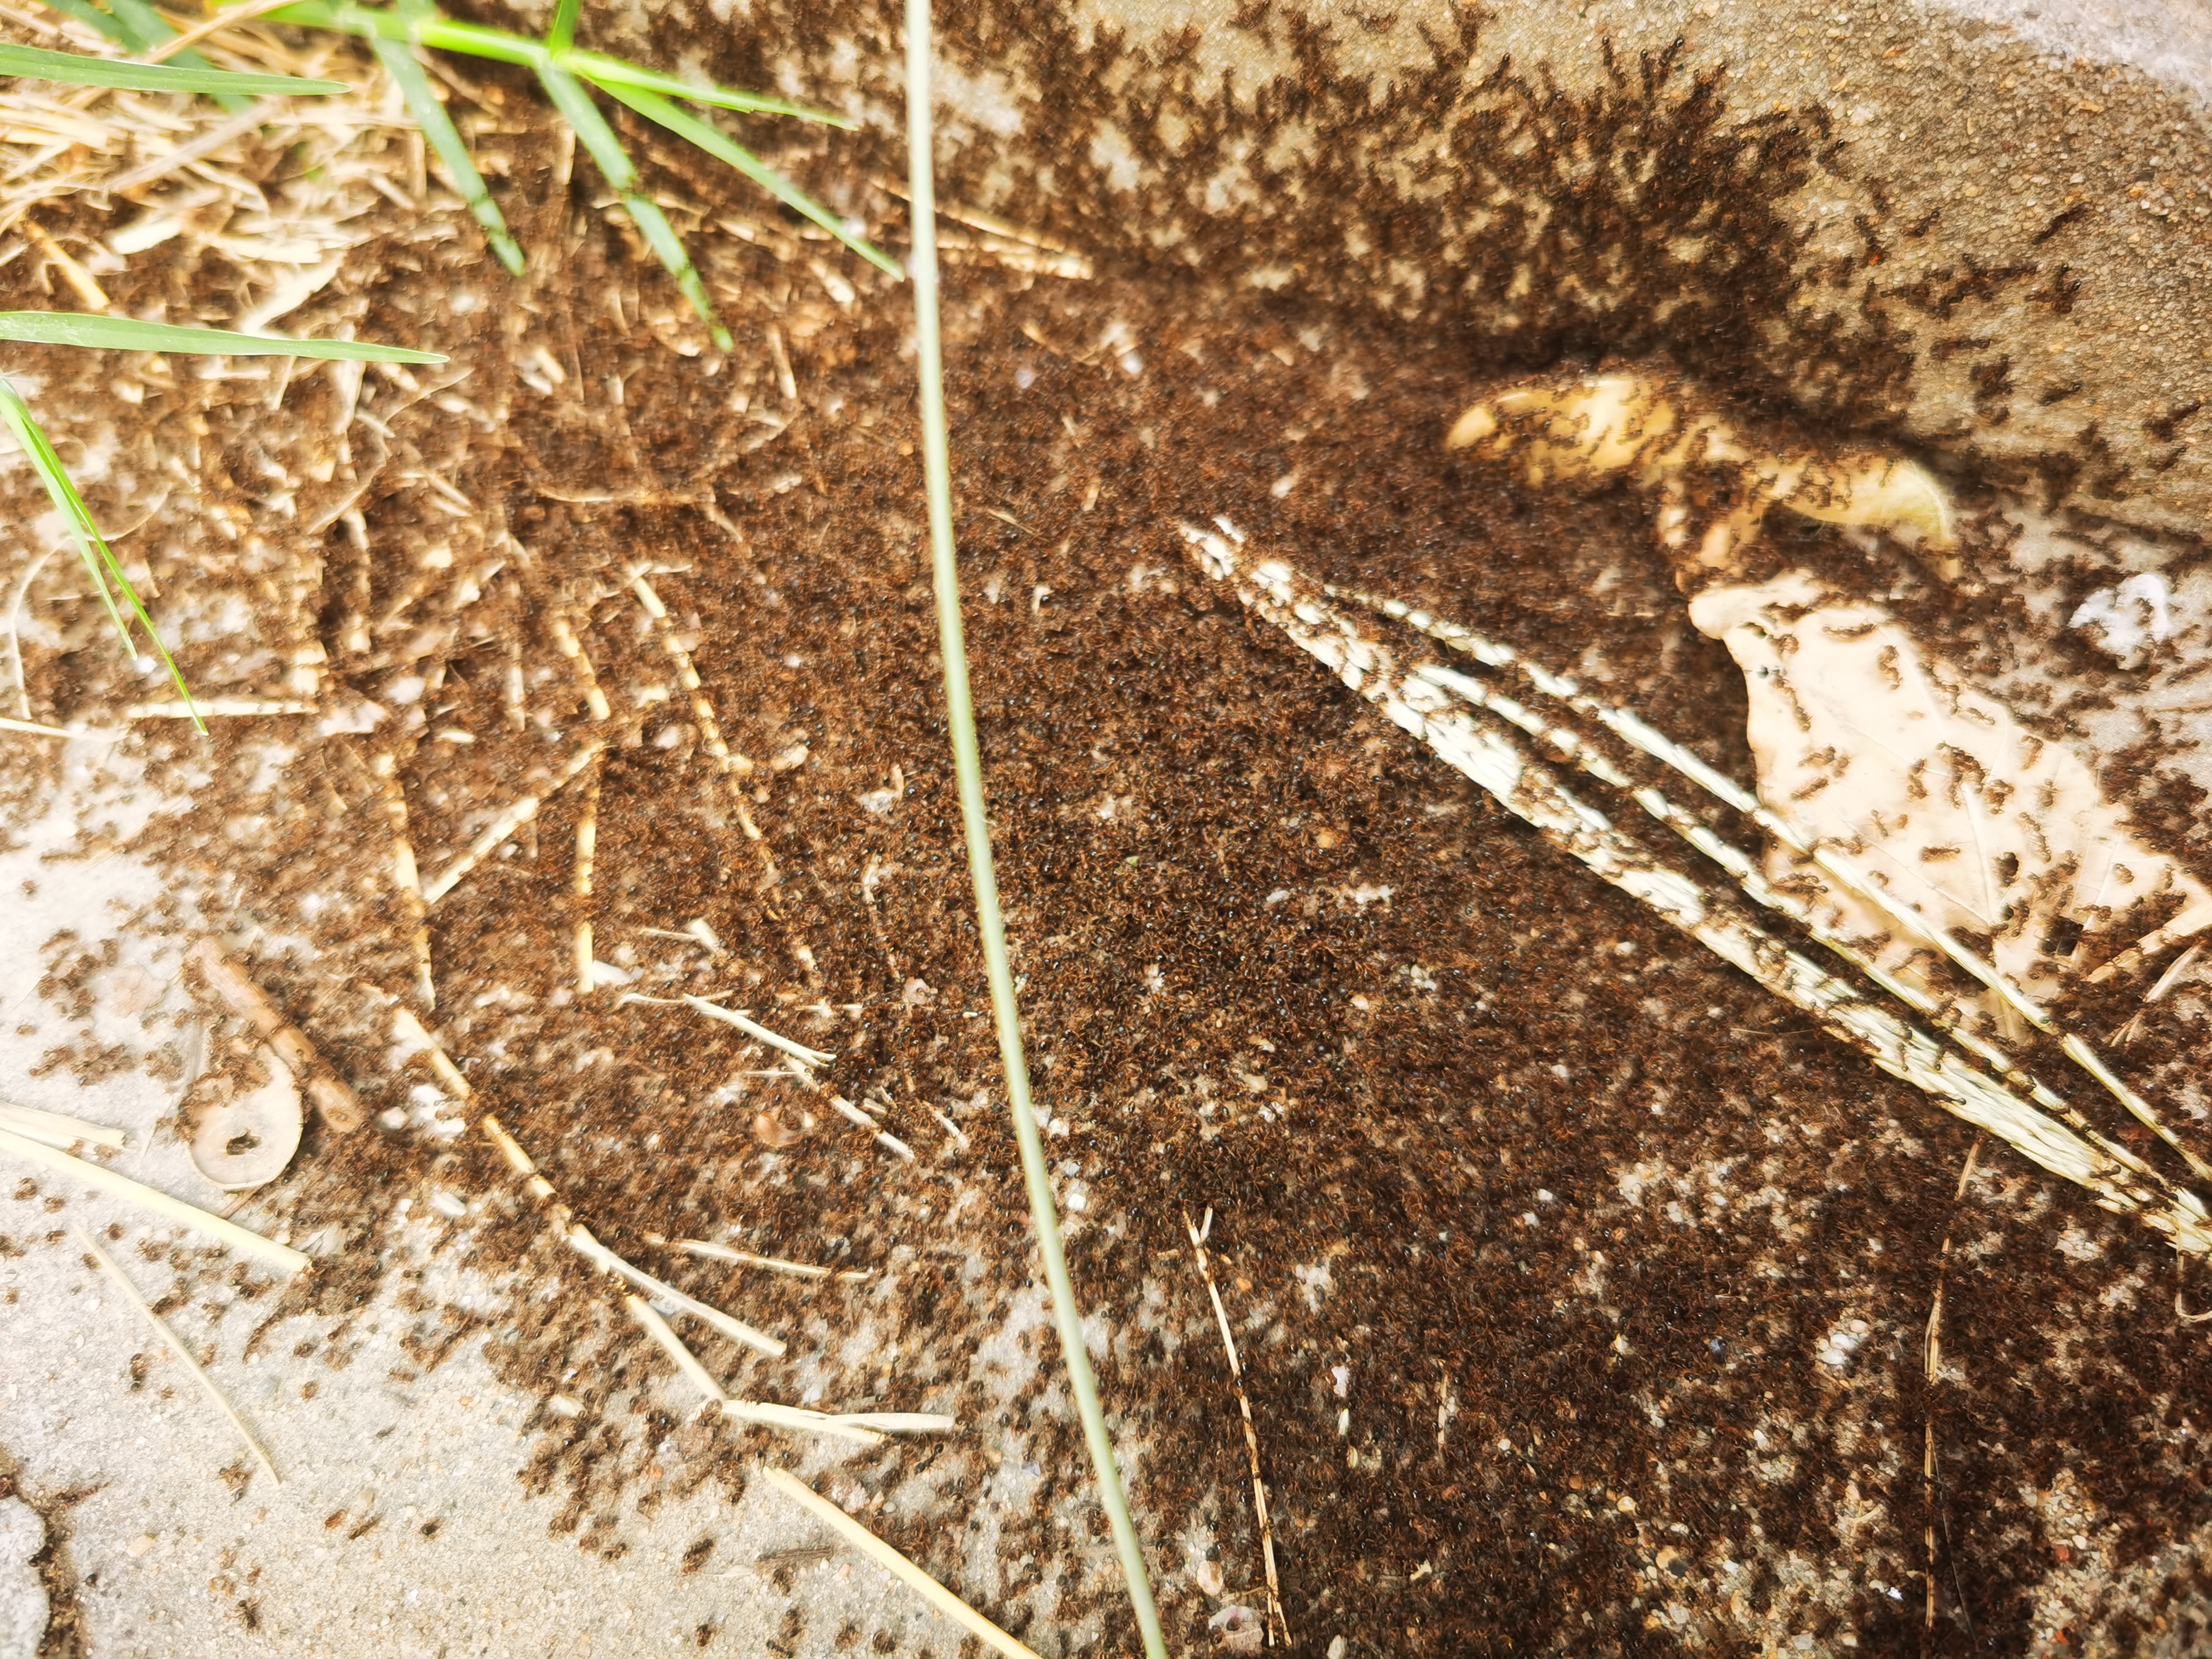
[535,64,729,349]
[31,0,252,111]
[533,60,631,187]
[0,377,199,729]
[0,41,345,96]
[621,195,726,349]
[900,1,1165,1654]
[546,0,577,53]
[370,38,524,275]
[555,49,849,125]
[32,0,132,46]
[0,311,444,361]
[595,81,899,277]
[89,0,252,112]
[265,2,843,123]
[266,2,548,68]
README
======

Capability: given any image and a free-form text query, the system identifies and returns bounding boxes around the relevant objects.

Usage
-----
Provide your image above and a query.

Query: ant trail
[365,745,435,1007]
[573,754,600,995]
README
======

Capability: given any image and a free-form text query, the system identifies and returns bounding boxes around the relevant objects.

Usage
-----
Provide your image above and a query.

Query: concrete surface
[0,745,997,1657]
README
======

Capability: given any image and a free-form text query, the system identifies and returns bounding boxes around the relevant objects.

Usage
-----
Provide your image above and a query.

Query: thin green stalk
[597,82,902,278]
[371,36,525,275]
[0,322,438,723]
[0,41,343,95]
[39,0,253,110]
[0,377,198,728]
[535,60,728,349]
[901,4,1167,1655]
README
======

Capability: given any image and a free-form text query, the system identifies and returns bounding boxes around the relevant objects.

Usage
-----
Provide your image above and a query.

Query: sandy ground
[0,744,1034,1659]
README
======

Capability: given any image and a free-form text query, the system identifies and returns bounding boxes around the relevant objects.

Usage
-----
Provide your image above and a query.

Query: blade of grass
[596,81,899,277]
[0,40,345,95]
[560,50,848,124]
[64,0,253,112]
[545,0,577,54]
[0,378,198,729]
[900,4,1165,1654]
[0,312,443,360]
[534,62,729,349]
[371,37,524,274]
[36,0,133,46]
[267,2,848,121]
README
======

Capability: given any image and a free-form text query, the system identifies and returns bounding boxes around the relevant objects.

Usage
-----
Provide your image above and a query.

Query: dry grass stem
[671,994,834,1067]
[548,609,612,722]
[830,1093,914,1160]
[0,1099,127,1151]
[765,323,796,403]
[23,218,107,307]
[0,714,70,738]
[624,565,761,837]
[1922,1138,1983,1635]
[720,1400,884,1447]
[74,1225,281,1485]
[760,1467,1042,1659]
[0,1126,307,1272]
[828,1412,955,1435]
[392,1005,471,1100]
[186,937,364,1131]
[470,1108,788,1356]
[672,1239,873,1281]
[367,750,435,1005]
[421,738,605,904]
[1185,1212,1289,1648]
[624,1291,729,1406]
[142,0,305,64]
[568,1221,785,1358]
[866,170,1084,256]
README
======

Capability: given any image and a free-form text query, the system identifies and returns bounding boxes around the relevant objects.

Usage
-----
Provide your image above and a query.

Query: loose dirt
[7,41,2212,1659]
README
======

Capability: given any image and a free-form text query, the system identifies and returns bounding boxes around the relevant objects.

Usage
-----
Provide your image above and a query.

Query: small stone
[126,1533,156,1558]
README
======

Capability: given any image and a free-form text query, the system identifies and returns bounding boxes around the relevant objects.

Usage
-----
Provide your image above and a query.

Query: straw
[761,1467,1042,1659]
[0,1127,308,1272]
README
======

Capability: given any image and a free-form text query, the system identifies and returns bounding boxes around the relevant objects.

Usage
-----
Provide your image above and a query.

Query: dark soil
[8,39,2212,1659]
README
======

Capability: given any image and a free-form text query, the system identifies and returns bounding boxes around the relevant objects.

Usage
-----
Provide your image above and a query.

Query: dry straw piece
[672,1239,874,1281]
[569,1223,786,1358]
[0,1099,127,1151]
[669,994,835,1067]
[74,1226,281,1486]
[0,1127,307,1273]
[760,1467,1042,1659]
[1185,1212,1289,1648]
[421,739,605,904]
